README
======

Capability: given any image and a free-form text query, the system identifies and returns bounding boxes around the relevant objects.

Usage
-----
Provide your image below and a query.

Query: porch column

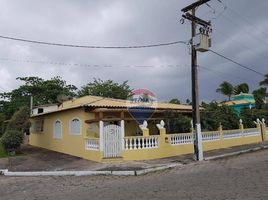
[120,120,125,150]
[99,120,104,151]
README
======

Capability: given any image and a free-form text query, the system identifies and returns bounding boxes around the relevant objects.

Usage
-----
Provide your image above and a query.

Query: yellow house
[30,95,266,162]
[29,95,193,162]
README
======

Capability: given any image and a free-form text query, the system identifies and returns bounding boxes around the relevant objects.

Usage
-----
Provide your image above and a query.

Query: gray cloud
[0,0,267,103]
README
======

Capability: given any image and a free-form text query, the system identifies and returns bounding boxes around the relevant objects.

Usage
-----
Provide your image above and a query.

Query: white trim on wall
[53,119,62,139]
[69,117,82,135]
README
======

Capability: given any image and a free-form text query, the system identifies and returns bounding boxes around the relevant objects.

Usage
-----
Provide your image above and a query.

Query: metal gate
[103,124,122,158]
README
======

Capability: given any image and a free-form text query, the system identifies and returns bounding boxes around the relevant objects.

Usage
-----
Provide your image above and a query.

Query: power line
[198,65,252,83]
[0,57,189,69]
[209,49,265,76]
[226,6,268,39]
[0,35,187,49]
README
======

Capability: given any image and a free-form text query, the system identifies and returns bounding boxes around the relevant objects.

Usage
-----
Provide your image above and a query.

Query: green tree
[260,73,268,86]
[216,81,234,100]
[253,87,267,109]
[0,113,6,137]
[78,78,131,100]
[241,108,268,128]
[164,111,191,133]
[6,106,30,134]
[234,83,249,94]
[0,76,77,118]
[169,98,181,104]
[201,102,240,131]
[1,130,23,151]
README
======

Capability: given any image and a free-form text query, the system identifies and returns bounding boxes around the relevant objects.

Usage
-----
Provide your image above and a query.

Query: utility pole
[181,0,212,161]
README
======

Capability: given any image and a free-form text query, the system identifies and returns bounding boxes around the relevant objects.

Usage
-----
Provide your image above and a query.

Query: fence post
[239,119,244,136]
[261,118,267,141]
[157,120,167,146]
[219,123,223,141]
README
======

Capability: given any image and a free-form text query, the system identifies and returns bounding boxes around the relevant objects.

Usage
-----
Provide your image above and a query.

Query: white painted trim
[69,117,82,135]
[53,119,62,139]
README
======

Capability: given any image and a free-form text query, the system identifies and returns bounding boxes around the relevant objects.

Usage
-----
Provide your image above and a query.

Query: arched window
[69,118,81,135]
[53,120,62,139]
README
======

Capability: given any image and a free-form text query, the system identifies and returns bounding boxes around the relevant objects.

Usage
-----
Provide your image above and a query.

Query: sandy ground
[1,149,268,200]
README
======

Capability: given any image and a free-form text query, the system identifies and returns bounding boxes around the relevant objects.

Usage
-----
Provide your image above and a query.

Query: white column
[120,120,125,150]
[99,120,104,152]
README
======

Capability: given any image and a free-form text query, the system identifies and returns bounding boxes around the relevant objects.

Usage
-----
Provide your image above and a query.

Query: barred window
[30,120,44,133]
[69,118,81,135]
[53,120,62,139]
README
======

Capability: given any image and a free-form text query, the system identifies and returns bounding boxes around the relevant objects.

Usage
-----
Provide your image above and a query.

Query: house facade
[223,93,256,114]
[29,95,267,162]
[29,95,193,162]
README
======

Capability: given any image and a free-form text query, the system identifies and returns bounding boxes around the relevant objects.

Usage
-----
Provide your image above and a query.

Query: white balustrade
[223,129,242,139]
[124,136,159,150]
[243,128,260,137]
[202,131,220,142]
[85,139,99,151]
[169,133,193,145]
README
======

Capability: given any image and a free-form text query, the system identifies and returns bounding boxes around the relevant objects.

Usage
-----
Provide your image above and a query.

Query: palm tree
[216,81,234,100]
[253,87,267,109]
[260,73,268,86]
[234,83,249,94]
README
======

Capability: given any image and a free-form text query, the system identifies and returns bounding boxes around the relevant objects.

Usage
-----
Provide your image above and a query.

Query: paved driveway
[1,149,268,200]
[0,145,102,171]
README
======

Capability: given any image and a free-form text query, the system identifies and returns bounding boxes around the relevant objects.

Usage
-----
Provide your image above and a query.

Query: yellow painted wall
[29,108,102,162]
[122,127,263,161]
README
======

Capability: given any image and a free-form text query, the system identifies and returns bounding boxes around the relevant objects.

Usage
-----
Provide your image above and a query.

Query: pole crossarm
[182,13,211,27]
[181,0,211,12]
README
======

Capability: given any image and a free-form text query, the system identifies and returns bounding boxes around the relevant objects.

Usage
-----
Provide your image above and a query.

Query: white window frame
[53,119,62,139]
[69,117,82,135]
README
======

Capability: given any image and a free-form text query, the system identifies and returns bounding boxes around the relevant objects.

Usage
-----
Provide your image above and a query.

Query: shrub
[164,111,192,133]
[1,130,23,151]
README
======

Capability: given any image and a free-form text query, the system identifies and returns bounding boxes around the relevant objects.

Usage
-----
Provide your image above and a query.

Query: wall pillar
[120,120,125,150]
[219,123,223,141]
[99,120,104,152]
[261,118,267,141]
[156,120,168,147]
[139,120,149,137]
[239,119,244,136]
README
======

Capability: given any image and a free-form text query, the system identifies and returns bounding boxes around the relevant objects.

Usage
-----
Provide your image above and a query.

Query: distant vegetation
[0,74,267,147]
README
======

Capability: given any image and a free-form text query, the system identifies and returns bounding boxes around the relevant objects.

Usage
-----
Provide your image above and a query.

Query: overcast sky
[0,0,267,102]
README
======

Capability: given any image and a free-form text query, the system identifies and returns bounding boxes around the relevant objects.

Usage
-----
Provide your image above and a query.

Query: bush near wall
[1,130,23,152]
[201,102,240,131]
[241,107,268,128]
[164,111,192,133]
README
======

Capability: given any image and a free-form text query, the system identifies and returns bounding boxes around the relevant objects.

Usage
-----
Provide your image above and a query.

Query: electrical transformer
[193,33,211,52]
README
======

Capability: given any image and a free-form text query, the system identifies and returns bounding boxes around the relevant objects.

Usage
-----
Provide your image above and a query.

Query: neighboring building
[223,93,256,114]
[29,95,192,162]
